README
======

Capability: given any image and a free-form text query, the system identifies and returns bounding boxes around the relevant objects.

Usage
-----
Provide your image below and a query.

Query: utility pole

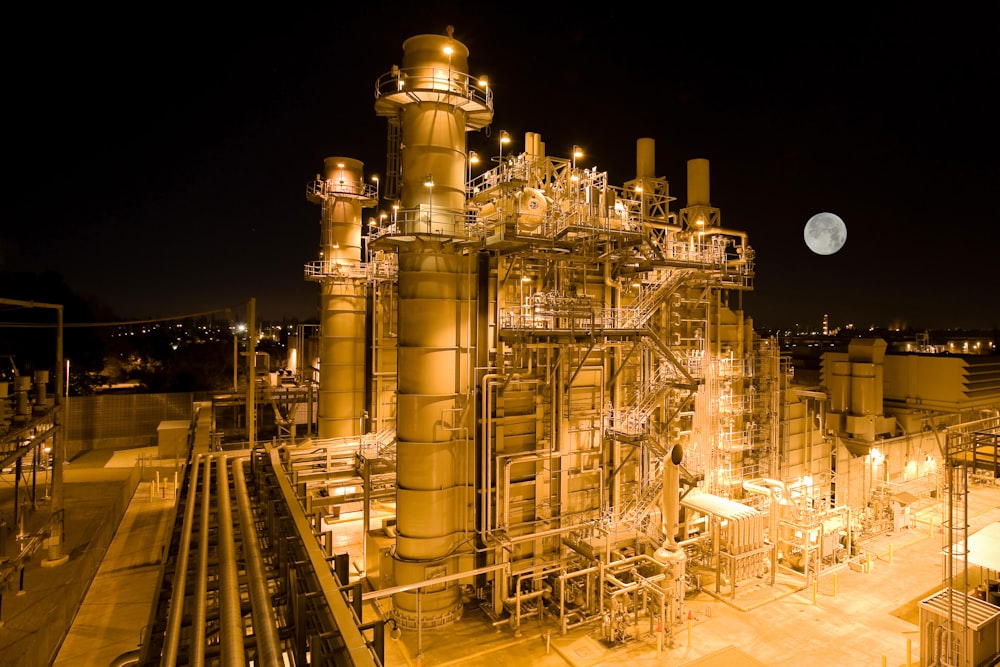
[246,298,256,449]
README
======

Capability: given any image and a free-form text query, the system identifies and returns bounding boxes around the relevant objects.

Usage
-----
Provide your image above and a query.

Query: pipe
[233,456,283,665]
[480,373,505,539]
[192,455,212,665]
[161,455,201,665]
[108,650,140,667]
[216,454,246,665]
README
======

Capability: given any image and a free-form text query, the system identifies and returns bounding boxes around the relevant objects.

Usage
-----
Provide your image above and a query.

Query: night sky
[5,5,997,330]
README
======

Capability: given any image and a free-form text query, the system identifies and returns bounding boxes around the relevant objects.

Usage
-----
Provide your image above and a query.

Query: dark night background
[3,4,997,330]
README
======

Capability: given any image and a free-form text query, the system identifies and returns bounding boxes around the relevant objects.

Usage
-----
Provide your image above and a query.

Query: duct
[216,455,246,665]
[161,455,201,665]
[232,457,282,665]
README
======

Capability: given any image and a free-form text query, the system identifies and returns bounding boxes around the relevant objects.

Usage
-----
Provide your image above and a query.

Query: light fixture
[424,174,434,226]
[468,150,479,189]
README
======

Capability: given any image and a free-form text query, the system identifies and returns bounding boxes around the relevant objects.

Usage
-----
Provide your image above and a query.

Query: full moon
[804,212,847,255]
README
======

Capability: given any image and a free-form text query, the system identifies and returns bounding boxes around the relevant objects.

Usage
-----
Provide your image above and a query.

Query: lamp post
[498,130,510,164]
[468,150,479,193]
[424,173,434,231]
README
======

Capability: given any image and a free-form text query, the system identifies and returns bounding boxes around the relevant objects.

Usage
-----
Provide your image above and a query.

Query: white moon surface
[804,212,847,255]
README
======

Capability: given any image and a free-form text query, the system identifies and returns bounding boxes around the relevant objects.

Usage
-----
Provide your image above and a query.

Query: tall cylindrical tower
[373,27,493,629]
[305,157,376,438]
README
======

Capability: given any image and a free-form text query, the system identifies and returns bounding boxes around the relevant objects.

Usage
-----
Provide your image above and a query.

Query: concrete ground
[2,449,999,667]
[0,448,181,667]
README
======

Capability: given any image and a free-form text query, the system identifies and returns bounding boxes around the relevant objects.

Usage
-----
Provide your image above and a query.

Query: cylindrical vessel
[636,138,655,179]
[687,158,710,207]
[315,157,369,438]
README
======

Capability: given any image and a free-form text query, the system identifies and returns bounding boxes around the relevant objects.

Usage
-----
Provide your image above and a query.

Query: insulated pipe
[192,455,212,665]
[216,455,246,665]
[232,457,282,665]
[162,455,202,665]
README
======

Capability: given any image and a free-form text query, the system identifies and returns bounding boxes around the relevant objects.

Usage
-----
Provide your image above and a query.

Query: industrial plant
[2,27,999,667]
